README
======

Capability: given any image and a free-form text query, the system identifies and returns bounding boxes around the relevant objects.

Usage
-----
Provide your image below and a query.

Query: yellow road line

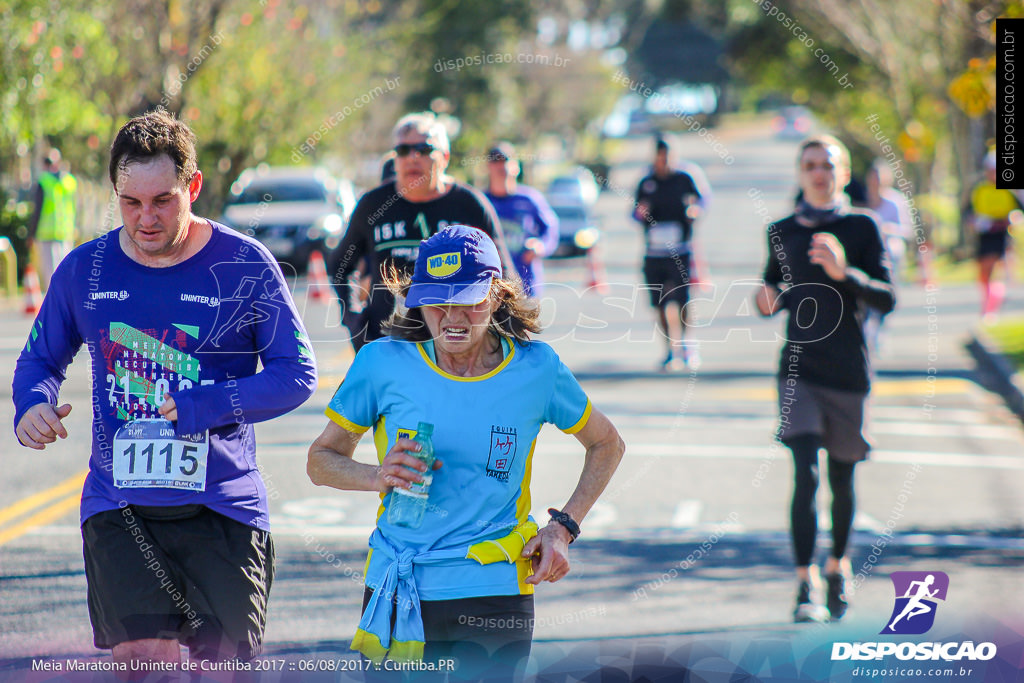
[0,469,86,527]
[318,375,344,389]
[872,378,972,397]
[0,492,80,547]
[316,348,355,389]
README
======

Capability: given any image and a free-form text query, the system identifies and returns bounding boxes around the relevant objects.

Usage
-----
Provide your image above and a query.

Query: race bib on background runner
[112,419,209,491]
[646,222,687,256]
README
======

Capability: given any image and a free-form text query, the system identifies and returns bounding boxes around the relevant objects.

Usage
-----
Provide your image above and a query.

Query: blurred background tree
[0,0,1010,268]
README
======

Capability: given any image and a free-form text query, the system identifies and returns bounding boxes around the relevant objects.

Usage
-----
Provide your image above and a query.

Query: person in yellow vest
[27,148,78,291]
[969,151,1019,319]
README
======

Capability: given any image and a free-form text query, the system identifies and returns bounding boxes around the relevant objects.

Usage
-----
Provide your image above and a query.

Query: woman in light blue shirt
[307,225,624,674]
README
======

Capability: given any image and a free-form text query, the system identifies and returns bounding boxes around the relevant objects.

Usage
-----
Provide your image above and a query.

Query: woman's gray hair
[392,112,450,154]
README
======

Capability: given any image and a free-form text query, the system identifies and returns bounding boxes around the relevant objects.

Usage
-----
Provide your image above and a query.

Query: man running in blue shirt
[483,142,559,296]
[13,109,317,666]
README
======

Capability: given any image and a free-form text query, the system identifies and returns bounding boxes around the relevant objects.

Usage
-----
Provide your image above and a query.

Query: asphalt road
[2,118,1023,681]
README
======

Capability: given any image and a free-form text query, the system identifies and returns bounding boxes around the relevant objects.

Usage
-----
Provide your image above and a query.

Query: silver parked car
[548,203,600,258]
[221,166,356,272]
[546,167,600,209]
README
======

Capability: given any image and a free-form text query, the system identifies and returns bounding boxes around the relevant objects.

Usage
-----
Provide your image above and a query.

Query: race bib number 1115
[112,419,209,491]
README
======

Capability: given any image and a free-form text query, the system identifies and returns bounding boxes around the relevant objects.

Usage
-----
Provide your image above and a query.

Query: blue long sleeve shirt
[13,222,317,530]
[484,186,559,295]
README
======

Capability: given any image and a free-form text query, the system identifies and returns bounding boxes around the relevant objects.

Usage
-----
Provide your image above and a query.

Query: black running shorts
[976,230,1010,259]
[361,586,534,675]
[642,255,691,308]
[82,504,274,661]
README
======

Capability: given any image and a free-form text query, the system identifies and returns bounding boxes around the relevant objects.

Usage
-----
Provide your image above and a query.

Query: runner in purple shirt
[483,142,559,296]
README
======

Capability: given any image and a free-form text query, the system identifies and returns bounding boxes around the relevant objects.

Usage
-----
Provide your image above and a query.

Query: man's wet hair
[109,108,198,189]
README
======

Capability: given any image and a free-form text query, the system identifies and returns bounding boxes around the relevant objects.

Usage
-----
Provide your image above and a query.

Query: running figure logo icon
[881,571,949,635]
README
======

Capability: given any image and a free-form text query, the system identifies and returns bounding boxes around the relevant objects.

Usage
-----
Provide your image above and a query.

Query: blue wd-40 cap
[405,225,502,307]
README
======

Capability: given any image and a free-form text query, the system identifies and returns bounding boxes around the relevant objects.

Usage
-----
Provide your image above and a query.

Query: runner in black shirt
[756,135,895,623]
[329,112,510,349]
[633,138,711,370]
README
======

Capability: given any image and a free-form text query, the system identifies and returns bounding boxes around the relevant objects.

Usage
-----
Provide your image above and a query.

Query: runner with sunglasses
[328,112,512,350]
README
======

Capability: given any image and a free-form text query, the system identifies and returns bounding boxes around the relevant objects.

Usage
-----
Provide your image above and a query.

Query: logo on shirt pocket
[486,426,518,483]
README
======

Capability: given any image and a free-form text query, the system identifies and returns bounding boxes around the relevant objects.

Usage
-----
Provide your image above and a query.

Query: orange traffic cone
[23,264,43,315]
[583,245,609,295]
[308,250,330,302]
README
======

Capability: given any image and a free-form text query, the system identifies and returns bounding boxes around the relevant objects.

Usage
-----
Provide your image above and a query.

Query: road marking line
[0,492,80,547]
[0,470,86,528]
[29,521,1024,552]
[708,377,972,401]
[580,528,1024,550]
[598,414,1022,441]
[258,438,1024,469]
[671,500,703,528]
[519,442,1024,470]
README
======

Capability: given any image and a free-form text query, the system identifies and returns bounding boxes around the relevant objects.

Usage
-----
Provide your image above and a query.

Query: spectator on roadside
[27,148,77,291]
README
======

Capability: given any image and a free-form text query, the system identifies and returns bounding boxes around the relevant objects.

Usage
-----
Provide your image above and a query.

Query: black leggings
[786,434,857,567]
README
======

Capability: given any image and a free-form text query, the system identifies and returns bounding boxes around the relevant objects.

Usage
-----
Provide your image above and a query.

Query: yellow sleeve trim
[562,399,593,435]
[326,407,370,434]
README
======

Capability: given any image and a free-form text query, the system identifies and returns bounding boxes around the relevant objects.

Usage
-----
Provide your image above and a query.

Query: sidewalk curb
[965,330,1024,422]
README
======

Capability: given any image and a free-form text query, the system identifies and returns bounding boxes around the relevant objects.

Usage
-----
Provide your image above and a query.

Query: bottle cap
[417,421,434,436]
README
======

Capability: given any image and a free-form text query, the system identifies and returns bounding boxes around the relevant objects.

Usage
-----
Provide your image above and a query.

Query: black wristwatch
[547,508,580,543]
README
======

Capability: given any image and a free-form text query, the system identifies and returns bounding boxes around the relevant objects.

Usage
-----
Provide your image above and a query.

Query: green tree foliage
[721,0,1007,241]
[181,0,409,214]
[2,0,624,218]
[0,2,120,179]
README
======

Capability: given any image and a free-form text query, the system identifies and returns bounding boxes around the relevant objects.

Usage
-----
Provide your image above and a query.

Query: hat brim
[405,278,493,307]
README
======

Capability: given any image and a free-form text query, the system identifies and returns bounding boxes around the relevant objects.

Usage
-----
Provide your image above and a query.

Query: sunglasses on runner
[394,142,437,158]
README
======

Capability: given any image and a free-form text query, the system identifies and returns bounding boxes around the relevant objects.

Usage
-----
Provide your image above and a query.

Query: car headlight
[307,214,343,240]
[321,214,343,234]
[574,228,599,249]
